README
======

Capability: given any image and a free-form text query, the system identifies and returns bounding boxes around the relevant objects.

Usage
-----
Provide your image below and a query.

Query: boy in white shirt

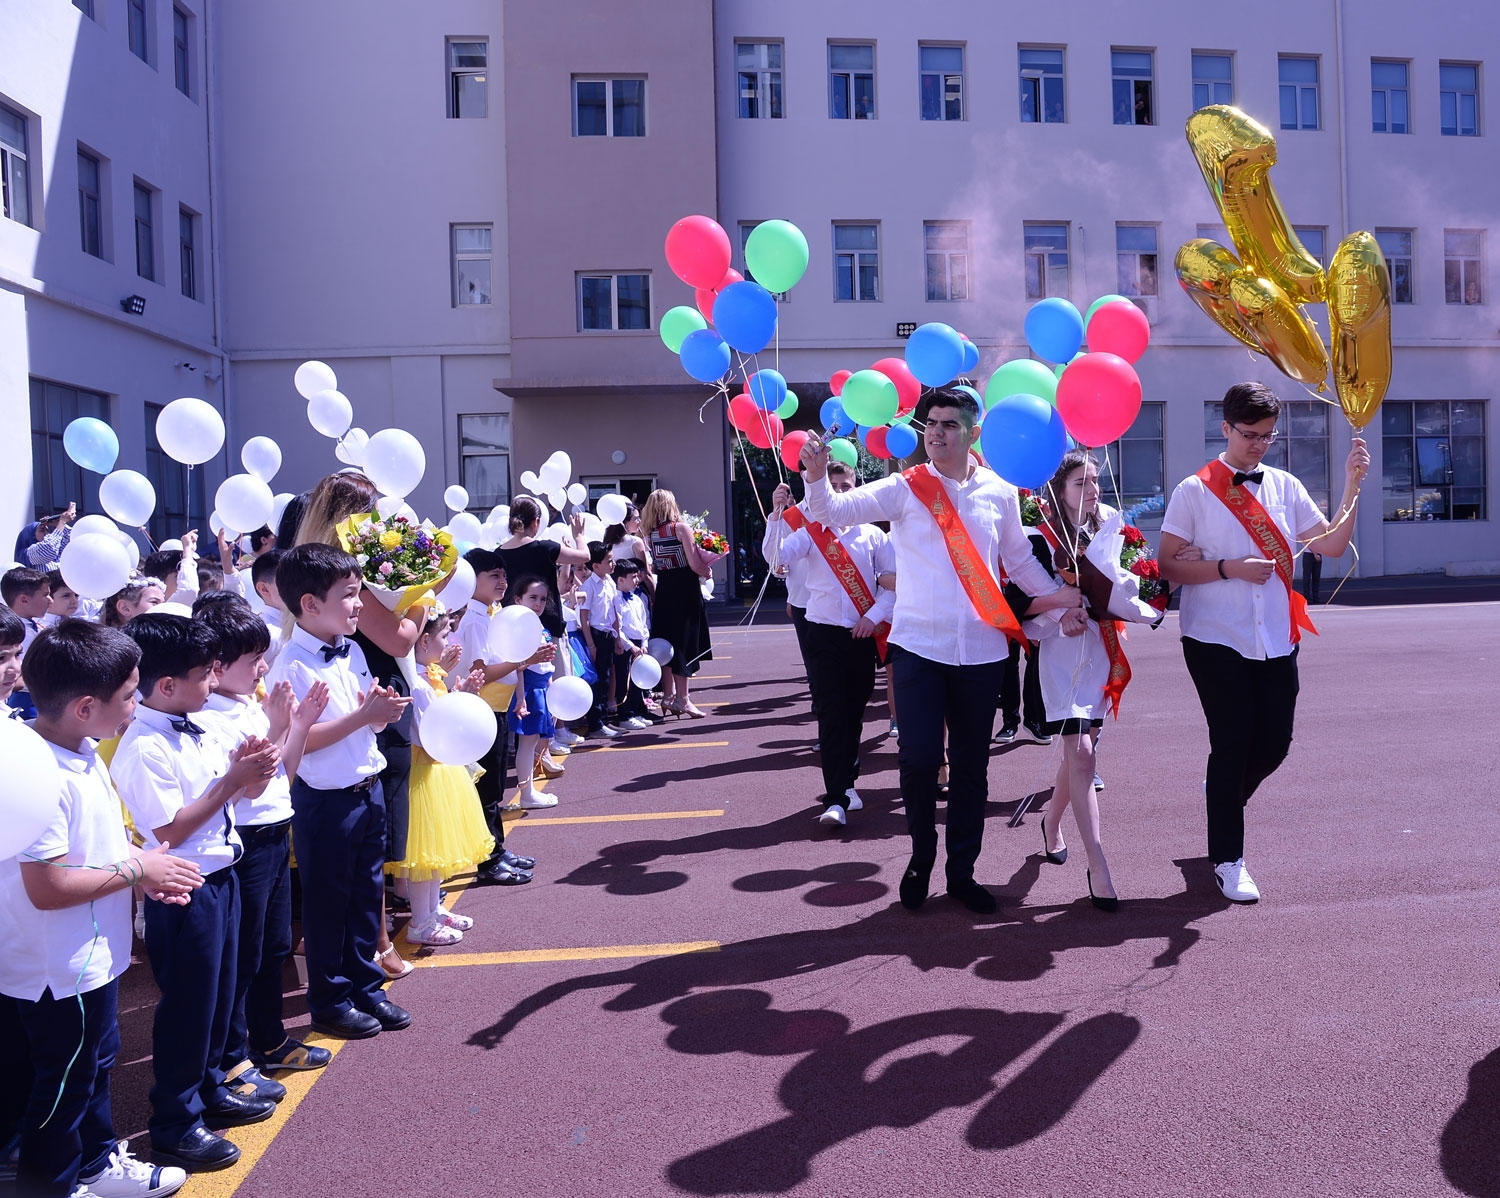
[248,551,287,668]
[609,558,660,728]
[3,567,51,719]
[578,542,620,736]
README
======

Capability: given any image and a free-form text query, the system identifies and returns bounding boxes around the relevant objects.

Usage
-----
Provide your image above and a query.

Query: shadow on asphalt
[1442,1046,1500,1196]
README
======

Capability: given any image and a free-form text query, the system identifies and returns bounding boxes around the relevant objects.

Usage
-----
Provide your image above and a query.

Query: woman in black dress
[639,488,725,717]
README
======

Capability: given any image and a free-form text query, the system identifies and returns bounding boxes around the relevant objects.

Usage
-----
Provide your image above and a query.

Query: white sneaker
[80,1141,186,1197]
[547,740,572,757]
[554,727,583,746]
[623,717,652,730]
[593,723,622,739]
[518,792,559,809]
[1214,859,1261,903]
[844,787,863,812]
[818,805,846,827]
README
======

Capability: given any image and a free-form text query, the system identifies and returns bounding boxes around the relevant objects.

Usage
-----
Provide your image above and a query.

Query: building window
[173,7,191,96]
[1294,226,1326,266]
[179,207,197,299]
[78,150,103,258]
[145,400,209,543]
[127,0,150,63]
[447,40,488,119]
[74,0,95,17]
[1279,56,1320,129]
[573,78,646,137]
[1102,402,1166,514]
[1112,50,1154,125]
[1382,400,1486,522]
[1116,224,1159,296]
[1019,47,1065,123]
[30,379,108,522]
[919,44,964,121]
[1192,52,1233,110]
[736,41,783,119]
[1444,230,1483,304]
[1196,221,1229,244]
[1371,60,1408,133]
[833,223,880,301]
[459,413,511,510]
[924,221,970,301]
[828,43,875,120]
[133,182,156,282]
[1375,229,1414,303]
[1206,399,1330,512]
[451,224,492,306]
[1440,63,1480,136]
[0,104,31,228]
[1024,223,1070,300]
[577,272,651,331]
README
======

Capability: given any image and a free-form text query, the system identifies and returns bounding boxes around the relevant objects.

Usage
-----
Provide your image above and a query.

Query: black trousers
[588,630,618,725]
[788,604,818,715]
[803,621,879,805]
[998,638,1044,729]
[223,819,292,1067]
[1182,637,1300,865]
[472,708,510,870]
[891,646,1006,886]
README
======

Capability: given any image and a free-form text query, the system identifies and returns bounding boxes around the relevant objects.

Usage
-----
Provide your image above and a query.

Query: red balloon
[865,426,892,459]
[695,268,742,321]
[666,215,732,289]
[829,369,852,396]
[781,429,810,471]
[1086,300,1151,364]
[727,393,759,431]
[744,412,784,450]
[870,357,921,414]
[1055,352,1143,447]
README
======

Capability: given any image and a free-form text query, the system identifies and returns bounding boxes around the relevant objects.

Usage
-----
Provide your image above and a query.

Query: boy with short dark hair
[43,572,80,626]
[610,559,660,728]
[0,605,26,714]
[3,568,52,719]
[249,550,287,666]
[579,542,620,736]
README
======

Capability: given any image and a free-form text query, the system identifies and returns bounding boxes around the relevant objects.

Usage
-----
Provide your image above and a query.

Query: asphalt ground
[87,602,1500,1197]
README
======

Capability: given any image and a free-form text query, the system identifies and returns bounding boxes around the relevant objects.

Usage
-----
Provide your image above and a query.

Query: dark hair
[1221,381,1281,427]
[0,603,25,648]
[102,578,161,628]
[196,559,225,592]
[587,541,611,567]
[250,548,282,590]
[275,492,309,547]
[191,588,250,618]
[275,542,361,616]
[1,567,50,607]
[123,611,220,699]
[195,597,272,662]
[464,547,507,576]
[508,573,558,622]
[141,548,183,582]
[611,557,642,581]
[249,526,276,554]
[920,385,981,431]
[1042,449,1103,541]
[508,496,543,533]
[24,620,142,718]
[602,523,627,549]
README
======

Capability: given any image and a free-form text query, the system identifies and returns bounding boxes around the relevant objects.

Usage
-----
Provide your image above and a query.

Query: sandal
[406,918,463,947]
[376,944,414,979]
[436,908,474,932]
[680,703,706,718]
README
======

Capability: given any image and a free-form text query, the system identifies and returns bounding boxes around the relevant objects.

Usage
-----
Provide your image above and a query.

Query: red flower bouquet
[1120,524,1169,612]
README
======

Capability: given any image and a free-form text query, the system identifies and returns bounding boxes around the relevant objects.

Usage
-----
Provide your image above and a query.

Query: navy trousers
[472,712,510,871]
[803,621,878,804]
[289,778,387,1020]
[223,819,292,1067]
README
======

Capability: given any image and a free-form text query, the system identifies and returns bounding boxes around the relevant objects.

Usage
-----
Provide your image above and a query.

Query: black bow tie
[320,641,351,662]
[170,715,205,739]
[1232,470,1264,486]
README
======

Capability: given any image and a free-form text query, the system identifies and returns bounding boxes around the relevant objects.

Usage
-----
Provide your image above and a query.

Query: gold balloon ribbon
[1326,231,1393,430]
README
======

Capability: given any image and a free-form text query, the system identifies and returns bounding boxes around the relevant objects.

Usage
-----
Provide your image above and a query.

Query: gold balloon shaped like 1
[1326,231,1393,430]
[1174,239,1265,352]
[1185,106,1328,306]
[1228,274,1330,388]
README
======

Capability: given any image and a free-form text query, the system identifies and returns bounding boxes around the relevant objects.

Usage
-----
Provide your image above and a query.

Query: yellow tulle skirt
[387,746,495,881]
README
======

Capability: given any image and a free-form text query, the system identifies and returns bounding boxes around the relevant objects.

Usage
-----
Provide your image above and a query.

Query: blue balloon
[960,337,980,374]
[1024,298,1085,363]
[885,423,919,459]
[747,369,787,411]
[62,417,119,474]
[904,322,966,387]
[712,281,778,353]
[679,328,731,382]
[857,424,874,449]
[979,393,1068,489]
[819,398,855,436]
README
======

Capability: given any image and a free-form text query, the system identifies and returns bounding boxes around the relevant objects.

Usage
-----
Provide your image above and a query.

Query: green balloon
[745,220,810,293]
[840,369,899,425]
[1085,294,1132,325]
[775,390,799,420]
[828,438,859,468]
[985,359,1058,409]
[1054,352,1087,382]
[660,305,708,353]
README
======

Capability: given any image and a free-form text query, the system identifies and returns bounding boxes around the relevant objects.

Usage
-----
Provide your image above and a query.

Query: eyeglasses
[1230,425,1279,446]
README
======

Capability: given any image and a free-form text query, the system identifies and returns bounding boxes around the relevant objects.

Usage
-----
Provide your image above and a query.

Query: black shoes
[254,1036,332,1073]
[994,723,1019,744]
[898,859,932,910]
[475,861,532,886]
[359,999,412,1031]
[225,1060,286,1102]
[947,879,998,915]
[1040,816,1068,865]
[311,1007,382,1040]
[1087,870,1119,913]
[152,1126,241,1171]
[499,848,536,871]
[202,1091,277,1129]
[1024,721,1054,745]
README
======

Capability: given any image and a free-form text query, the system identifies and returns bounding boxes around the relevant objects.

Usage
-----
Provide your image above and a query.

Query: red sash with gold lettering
[1038,521,1131,717]
[901,466,1026,650]
[782,506,890,657]
[1197,461,1318,643]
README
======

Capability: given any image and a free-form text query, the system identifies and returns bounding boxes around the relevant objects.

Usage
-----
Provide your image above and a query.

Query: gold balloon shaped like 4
[1175,239,1265,352]
[1228,274,1330,388]
[1327,232,1393,430]
[1185,106,1327,306]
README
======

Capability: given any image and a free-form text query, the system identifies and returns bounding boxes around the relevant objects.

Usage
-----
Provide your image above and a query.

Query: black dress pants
[803,621,878,805]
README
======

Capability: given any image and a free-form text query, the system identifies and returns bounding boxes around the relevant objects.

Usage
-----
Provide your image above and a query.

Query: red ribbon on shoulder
[782,506,889,657]
[1038,522,1131,717]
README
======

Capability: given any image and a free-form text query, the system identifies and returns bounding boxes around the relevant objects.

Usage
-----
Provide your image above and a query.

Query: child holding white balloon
[611,559,662,727]
[507,575,561,810]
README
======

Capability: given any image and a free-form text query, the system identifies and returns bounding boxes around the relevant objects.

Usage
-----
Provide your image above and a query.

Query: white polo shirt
[580,572,617,631]
[200,691,292,826]
[265,624,384,790]
[1161,457,1325,661]
[613,590,651,645]
[112,704,241,874]
[455,599,497,669]
[806,463,1062,666]
[763,519,896,631]
[0,736,134,1001]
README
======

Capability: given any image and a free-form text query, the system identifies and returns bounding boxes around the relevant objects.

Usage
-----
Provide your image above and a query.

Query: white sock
[409,877,442,925]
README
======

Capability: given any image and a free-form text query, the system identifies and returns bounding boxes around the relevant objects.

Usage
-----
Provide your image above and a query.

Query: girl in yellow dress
[397,607,495,946]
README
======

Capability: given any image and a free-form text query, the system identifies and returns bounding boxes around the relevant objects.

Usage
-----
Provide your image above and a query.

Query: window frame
[923,220,970,302]
[918,43,965,122]
[1381,399,1487,522]
[571,76,648,137]
[576,271,653,332]
[0,102,32,228]
[73,0,95,18]
[1375,228,1414,303]
[78,148,105,259]
[30,378,109,523]
[172,5,192,97]
[1018,46,1066,124]
[1293,225,1327,267]
[1111,48,1155,126]
[1115,223,1159,297]
[832,222,881,303]
[458,412,512,511]
[1443,229,1484,305]
[1024,222,1071,301]
[1191,51,1234,111]
[1279,55,1321,130]
[178,205,198,300]
[1439,61,1480,137]
[127,0,151,64]
[451,223,493,308]
[1101,401,1167,518]
[828,41,876,120]
[133,179,157,283]
[446,38,489,120]
[1206,399,1332,513]
[1370,59,1409,134]
[736,40,784,120]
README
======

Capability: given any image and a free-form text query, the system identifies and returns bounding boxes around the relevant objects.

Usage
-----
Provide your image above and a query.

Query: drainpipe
[203,0,233,485]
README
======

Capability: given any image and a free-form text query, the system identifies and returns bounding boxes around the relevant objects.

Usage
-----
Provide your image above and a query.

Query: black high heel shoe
[1087,870,1119,913]
[1040,815,1067,865]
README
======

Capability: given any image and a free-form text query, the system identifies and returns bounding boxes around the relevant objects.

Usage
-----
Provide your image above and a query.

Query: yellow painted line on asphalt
[505,809,725,827]
[692,674,732,680]
[587,739,729,753]
[414,940,720,968]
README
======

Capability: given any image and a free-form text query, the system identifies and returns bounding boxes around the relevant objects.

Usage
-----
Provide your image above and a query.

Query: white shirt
[613,589,651,644]
[580,572,617,630]
[19,616,43,654]
[805,464,1062,666]
[1161,457,1325,660]
[784,552,812,609]
[200,691,292,826]
[112,704,241,874]
[0,736,134,1000]
[763,519,896,631]
[455,599,497,669]
[265,623,384,789]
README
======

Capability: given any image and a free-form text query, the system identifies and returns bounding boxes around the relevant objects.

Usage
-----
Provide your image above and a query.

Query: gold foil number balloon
[1326,231,1393,430]
[1174,239,1263,351]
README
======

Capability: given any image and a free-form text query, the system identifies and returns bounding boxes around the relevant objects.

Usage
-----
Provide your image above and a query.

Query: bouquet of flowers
[1119,523,1170,612]
[335,512,458,616]
[684,511,729,556]
[1017,488,1044,528]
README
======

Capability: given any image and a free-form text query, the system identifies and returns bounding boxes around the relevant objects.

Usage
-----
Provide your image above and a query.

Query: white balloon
[307,389,353,439]
[155,397,225,466]
[629,653,663,690]
[363,429,426,499]
[154,601,194,618]
[537,461,566,492]
[119,533,141,570]
[209,511,225,536]
[596,493,630,525]
[72,514,120,540]
[294,360,338,400]
[486,504,510,529]
[443,485,470,512]
[215,474,275,534]
[420,691,498,765]
[580,514,605,544]
[546,488,567,512]
[439,556,476,610]
[519,470,540,493]
[540,522,568,544]
[270,492,295,530]
[98,470,156,528]
[566,483,587,506]
[59,532,132,600]
[488,605,544,663]
[647,636,674,665]
[159,537,183,553]
[336,426,369,466]
[375,494,404,519]
[240,436,282,483]
[0,719,66,859]
[547,675,594,723]
[447,512,484,546]
[546,450,572,479]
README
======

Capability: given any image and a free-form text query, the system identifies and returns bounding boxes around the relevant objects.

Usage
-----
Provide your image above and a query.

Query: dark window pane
[575,81,606,135]
[580,277,612,329]
[613,79,645,136]
[617,274,650,328]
